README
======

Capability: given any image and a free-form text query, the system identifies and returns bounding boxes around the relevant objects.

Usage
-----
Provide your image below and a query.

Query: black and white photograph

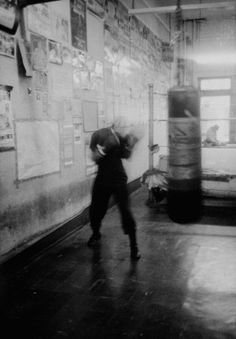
[1,1,236,339]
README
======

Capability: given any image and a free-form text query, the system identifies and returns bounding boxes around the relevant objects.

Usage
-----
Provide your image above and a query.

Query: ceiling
[130,0,236,20]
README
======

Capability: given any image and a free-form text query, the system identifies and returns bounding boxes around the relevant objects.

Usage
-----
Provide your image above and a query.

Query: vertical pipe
[176,0,182,86]
[148,83,154,170]
[183,20,186,85]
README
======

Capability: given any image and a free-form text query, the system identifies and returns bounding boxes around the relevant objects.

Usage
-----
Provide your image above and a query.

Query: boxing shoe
[87,232,101,247]
[130,246,141,260]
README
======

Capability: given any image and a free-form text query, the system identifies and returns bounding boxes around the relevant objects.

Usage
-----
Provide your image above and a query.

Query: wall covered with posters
[0,0,171,261]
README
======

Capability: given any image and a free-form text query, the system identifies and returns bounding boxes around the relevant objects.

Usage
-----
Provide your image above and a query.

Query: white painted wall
[0,0,172,262]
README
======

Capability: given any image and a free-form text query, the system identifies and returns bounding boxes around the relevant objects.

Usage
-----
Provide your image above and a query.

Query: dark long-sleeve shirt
[90,127,133,185]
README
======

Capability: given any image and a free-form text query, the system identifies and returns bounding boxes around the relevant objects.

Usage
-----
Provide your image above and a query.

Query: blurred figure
[204,124,220,146]
[87,118,143,260]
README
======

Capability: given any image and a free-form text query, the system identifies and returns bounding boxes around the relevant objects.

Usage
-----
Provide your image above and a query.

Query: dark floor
[1,187,236,339]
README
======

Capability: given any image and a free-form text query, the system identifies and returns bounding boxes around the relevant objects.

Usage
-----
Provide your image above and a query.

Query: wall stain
[0,179,92,242]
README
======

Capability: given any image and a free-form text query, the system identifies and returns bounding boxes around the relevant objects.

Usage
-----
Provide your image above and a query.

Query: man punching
[87,118,143,260]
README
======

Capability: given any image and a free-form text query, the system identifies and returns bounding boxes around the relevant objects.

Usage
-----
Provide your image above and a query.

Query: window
[200,78,231,91]
[200,77,234,146]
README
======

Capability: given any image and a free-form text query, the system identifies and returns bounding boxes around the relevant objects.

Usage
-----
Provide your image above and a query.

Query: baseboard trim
[1,178,141,275]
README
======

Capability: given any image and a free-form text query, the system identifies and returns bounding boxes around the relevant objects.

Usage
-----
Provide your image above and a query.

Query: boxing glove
[103,134,119,154]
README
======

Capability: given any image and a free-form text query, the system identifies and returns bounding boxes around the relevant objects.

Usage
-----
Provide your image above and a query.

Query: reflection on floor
[1,187,236,339]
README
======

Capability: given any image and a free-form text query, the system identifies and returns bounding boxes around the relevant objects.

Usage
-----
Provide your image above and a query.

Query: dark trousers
[89,178,136,237]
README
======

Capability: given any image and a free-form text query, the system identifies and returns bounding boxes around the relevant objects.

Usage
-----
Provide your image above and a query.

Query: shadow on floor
[1,187,236,339]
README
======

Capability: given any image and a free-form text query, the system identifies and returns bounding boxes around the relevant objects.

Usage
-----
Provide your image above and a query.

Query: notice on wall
[32,71,49,118]
[70,0,87,51]
[34,90,49,119]
[83,100,98,132]
[80,69,90,89]
[51,11,70,44]
[62,124,74,166]
[72,68,80,98]
[33,70,48,91]
[71,98,82,117]
[161,42,174,63]
[63,99,73,123]
[27,3,51,37]
[0,85,14,151]
[30,33,47,71]
[51,65,73,98]
[104,65,113,91]
[16,121,60,180]
[72,48,85,67]
[62,46,72,64]
[0,30,15,58]
[48,39,63,65]
[73,116,82,144]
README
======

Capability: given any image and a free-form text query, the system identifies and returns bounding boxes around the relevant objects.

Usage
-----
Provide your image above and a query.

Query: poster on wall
[104,65,113,91]
[0,85,14,151]
[63,99,73,123]
[51,11,69,44]
[33,70,48,91]
[83,101,98,132]
[34,90,49,119]
[50,65,73,99]
[73,116,82,144]
[62,124,74,166]
[27,3,51,37]
[0,0,19,34]
[162,42,174,63]
[80,69,90,89]
[32,70,49,118]
[0,30,15,57]
[73,68,81,97]
[16,121,60,180]
[70,0,87,51]
[30,33,47,71]
[48,39,63,65]
[62,46,72,64]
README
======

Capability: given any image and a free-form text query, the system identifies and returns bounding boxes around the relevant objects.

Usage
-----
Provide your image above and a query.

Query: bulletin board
[82,100,98,132]
[16,121,60,180]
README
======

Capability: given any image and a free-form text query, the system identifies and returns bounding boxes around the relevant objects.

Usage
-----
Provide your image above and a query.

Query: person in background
[204,124,220,146]
[87,118,143,260]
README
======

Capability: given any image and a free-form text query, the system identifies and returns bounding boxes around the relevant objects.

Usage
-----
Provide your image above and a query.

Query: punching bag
[167,86,202,223]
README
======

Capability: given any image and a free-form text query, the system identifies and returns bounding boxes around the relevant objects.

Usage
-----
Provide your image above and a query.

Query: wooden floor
[1,187,236,339]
